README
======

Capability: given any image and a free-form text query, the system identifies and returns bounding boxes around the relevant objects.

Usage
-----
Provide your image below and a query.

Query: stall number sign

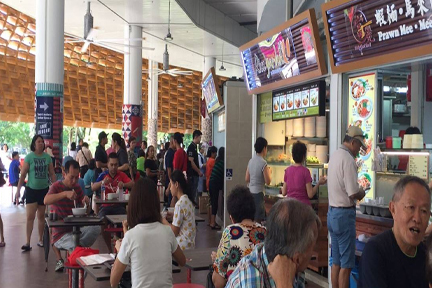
[408,155,429,180]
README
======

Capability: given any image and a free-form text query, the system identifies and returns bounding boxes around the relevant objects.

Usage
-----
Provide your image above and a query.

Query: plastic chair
[173,284,205,288]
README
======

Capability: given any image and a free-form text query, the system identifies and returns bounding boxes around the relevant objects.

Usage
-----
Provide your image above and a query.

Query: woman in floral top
[212,185,267,288]
[163,169,196,250]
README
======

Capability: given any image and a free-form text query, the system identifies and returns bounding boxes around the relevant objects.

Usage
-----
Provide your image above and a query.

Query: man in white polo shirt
[327,126,369,288]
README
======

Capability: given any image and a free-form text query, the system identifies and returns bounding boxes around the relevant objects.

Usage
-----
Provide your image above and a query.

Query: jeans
[188,176,199,204]
[327,206,356,269]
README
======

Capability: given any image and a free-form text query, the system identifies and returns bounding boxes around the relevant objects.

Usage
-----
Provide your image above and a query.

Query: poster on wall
[259,92,272,123]
[348,73,376,199]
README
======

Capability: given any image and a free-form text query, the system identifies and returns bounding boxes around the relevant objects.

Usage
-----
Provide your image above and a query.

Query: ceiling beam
[239,21,257,26]
[175,0,257,48]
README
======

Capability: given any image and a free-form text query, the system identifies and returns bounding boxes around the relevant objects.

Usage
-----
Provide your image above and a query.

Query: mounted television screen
[272,80,325,121]
[201,67,223,114]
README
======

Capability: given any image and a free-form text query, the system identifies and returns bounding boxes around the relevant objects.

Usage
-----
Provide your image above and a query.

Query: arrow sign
[39,102,49,111]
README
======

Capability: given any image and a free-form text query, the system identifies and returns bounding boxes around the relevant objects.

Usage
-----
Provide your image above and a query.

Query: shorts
[25,186,49,205]
[98,205,127,218]
[54,226,101,252]
[252,192,265,222]
[327,206,356,269]
[11,182,18,187]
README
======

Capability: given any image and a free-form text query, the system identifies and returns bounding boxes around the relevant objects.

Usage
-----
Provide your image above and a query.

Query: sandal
[21,244,32,252]
[0,242,5,247]
[37,242,44,248]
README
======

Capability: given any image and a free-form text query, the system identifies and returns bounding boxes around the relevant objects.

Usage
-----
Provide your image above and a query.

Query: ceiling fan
[142,44,192,77]
[64,1,155,53]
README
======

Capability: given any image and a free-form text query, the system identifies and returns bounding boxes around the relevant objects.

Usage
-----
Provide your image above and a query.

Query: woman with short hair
[211,185,267,288]
[110,177,186,288]
[282,141,326,205]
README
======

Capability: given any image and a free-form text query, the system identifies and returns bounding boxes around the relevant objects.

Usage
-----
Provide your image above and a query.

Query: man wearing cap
[327,126,369,288]
[187,130,204,205]
[95,131,109,178]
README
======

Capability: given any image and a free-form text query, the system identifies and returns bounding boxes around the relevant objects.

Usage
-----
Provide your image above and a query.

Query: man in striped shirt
[44,160,100,272]
[225,199,320,288]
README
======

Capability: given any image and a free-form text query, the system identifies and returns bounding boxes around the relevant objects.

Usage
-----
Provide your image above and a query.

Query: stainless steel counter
[356,210,394,225]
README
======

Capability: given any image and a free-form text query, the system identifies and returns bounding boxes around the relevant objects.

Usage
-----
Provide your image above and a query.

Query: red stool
[173,284,205,288]
[64,261,85,288]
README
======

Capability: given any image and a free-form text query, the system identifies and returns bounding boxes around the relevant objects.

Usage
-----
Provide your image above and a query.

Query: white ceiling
[2,0,246,77]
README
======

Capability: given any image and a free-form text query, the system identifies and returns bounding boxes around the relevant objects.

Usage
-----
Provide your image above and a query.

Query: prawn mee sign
[239,9,326,95]
[272,80,326,121]
[348,73,376,199]
[322,0,432,74]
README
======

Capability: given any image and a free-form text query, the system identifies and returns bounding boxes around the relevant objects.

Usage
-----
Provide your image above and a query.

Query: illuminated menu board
[348,73,376,199]
[272,80,325,120]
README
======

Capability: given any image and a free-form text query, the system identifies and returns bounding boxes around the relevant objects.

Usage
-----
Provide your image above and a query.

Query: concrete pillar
[35,0,64,167]
[202,57,216,145]
[147,60,158,148]
[122,25,143,146]
[410,63,424,129]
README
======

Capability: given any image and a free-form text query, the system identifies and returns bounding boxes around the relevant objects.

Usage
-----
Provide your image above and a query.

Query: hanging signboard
[239,9,327,95]
[348,72,376,199]
[272,80,326,120]
[322,0,432,74]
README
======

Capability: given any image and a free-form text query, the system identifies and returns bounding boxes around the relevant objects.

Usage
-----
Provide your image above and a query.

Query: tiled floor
[0,185,327,287]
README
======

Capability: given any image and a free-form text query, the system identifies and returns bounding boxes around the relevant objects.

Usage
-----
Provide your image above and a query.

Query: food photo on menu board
[348,73,376,198]
[272,80,326,121]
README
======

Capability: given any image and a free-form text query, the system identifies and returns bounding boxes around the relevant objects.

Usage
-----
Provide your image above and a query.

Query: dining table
[172,247,217,283]
[105,214,206,226]
[76,255,181,282]
[44,216,104,288]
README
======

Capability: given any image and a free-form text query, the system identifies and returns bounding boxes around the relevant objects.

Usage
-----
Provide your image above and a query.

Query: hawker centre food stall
[321,0,432,284]
[239,8,330,273]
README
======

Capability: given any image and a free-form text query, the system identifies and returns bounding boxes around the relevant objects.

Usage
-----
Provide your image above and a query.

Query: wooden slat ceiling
[0,3,228,132]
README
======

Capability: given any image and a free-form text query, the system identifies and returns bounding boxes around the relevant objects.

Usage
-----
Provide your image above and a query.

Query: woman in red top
[206,146,218,191]
[173,132,187,172]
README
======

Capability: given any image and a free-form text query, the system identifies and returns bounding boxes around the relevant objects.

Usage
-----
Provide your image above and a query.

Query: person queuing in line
[110,177,186,288]
[328,126,368,288]
[187,130,203,206]
[9,151,21,205]
[206,146,218,192]
[76,138,83,152]
[44,160,100,272]
[359,176,430,288]
[127,136,139,181]
[69,142,77,160]
[92,153,134,251]
[164,136,176,207]
[16,134,56,251]
[83,159,97,198]
[136,149,146,178]
[197,143,207,197]
[208,147,225,230]
[76,142,92,178]
[94,131,109,179]
[112,132,131,179]
[282,141,327,205]
[0,157,5,247]
[145,145,159,184]
[225,198,321,288]
[162,170,196,250]
[245,137,271,223]
[171,132,187,206]
[211,185,267,288]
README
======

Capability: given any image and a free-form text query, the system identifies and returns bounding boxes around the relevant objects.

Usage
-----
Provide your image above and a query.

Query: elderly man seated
[225,198,321,288]
[44,160,101,272]
[359,176,431,288]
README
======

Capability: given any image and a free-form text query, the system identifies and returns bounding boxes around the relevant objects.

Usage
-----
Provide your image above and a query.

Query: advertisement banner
[259,92,272,123]
[35,82,63,170]
[348,73,376,199]
[323,0,432,74]
[239,9,326,95]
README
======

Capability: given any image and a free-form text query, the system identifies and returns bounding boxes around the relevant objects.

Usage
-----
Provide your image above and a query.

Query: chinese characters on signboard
[322,0,432,73]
